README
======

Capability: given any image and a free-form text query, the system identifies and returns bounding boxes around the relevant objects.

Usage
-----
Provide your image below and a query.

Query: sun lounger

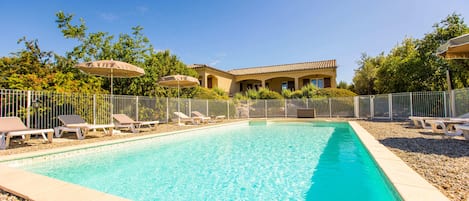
[425,118,469,138]
[173,112,199,125]
[55,115,114,140]
[454,124,469,140]
[113,114,159,133]
[408,116,447,129]
[191,111,225,123]
[0,117,53,149]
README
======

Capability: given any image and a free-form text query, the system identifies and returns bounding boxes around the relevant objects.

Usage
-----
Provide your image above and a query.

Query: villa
[188,59,337,96]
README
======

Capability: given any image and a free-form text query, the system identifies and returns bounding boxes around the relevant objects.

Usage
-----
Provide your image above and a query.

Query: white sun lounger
[55,115,114,140]
[191,111,225,123]
[113,114,159,133]
[0,117,53,149]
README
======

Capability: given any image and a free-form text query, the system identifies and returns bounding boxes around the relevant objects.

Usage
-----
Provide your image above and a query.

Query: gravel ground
[0,120,467,200]
[357,120,468,201]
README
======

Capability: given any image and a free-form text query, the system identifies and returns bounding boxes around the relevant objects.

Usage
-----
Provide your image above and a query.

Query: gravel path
[357,120,468,201]
[1,120,467,200]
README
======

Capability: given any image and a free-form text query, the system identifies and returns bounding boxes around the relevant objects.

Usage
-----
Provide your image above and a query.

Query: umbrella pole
[178,80,181,125]
[110,69,114,125]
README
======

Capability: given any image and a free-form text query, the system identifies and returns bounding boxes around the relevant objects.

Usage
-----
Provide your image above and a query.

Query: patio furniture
[55,115,114,140]
[113,114,159,133]
[0,117,53,149]
[191,111,225,123]
[425,118,469,138]
[408,116,447,129]
[297,108,316,118]
[454,124,469,140]
[173,112,200,125]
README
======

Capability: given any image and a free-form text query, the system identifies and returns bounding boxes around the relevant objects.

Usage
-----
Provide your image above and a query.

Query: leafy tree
[352,53,382,95]
[55,11,197,96]
[0,38,103,93]
[337,81,349,89]
[352,13,469,94]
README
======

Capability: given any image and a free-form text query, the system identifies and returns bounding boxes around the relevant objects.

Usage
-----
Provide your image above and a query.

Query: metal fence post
[329,98,332,118]
[370,96,375,120]
[443,92,447,117]
[247,99,250,119]
[264,100,267,119]
[206,99,209,116]
[285,99,287,118]
[188,99,192,117]
[227,100,230,120]
[27,90,31,128]
[306,98,308,109]
[166,97,169,123]
[388,94,393,120]
[93,94,96,125]
[354,96,359,118]
[409,92,413,117]
[136,96,139,121]
[451,90,456,117]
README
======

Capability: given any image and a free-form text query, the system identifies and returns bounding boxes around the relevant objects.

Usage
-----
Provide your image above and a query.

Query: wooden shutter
[324,78,331,88]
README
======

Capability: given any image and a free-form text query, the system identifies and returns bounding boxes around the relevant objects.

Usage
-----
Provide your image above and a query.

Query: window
[281,82,288,90]
[207,77,213,88]
[311,78,324,88]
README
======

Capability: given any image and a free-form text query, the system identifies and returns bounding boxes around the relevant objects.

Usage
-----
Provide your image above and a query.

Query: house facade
[188,59,337,96]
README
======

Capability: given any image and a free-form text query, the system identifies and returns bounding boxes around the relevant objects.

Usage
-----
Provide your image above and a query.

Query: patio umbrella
[436,33,469,59]
[158,74,199,125]
[436,33,469,117]
[75,59,145,123]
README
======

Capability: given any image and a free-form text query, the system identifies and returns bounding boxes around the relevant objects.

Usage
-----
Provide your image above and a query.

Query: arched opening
[264,77,295,93]
[206,75,218,89]
[237,79,262,93]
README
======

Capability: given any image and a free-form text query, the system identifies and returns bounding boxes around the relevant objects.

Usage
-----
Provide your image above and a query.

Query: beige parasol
[158,74,199,125]
[436,33,469,59]
[75,60,145,123]
[436,33,469,117]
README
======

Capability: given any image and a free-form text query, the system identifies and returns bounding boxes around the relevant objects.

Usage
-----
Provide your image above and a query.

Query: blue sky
[0,1,468,84]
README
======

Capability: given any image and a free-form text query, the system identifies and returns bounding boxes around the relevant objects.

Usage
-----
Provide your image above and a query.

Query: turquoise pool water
[18,121,401,201]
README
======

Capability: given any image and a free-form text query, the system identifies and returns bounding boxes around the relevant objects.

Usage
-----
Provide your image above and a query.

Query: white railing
[1,88,468,129]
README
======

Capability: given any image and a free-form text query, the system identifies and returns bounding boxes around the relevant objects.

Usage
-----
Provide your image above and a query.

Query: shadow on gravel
[379,137,469,158]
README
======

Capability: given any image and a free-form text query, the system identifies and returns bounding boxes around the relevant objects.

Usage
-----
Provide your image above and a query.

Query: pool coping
[0,121,248,201]
[349,121,450,201]
[0,120,450,201]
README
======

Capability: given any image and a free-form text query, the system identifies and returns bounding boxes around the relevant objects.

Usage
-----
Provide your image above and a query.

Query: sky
[0,1,468,84]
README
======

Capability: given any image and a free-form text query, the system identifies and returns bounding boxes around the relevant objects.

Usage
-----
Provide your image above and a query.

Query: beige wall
[194,67,337,96]
[193,68,235,94]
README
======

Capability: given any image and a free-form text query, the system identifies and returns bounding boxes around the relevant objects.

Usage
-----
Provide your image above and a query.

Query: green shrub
[317,88,357,97]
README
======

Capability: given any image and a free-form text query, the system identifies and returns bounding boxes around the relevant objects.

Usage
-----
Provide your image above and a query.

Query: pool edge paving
[349,121,450,201]
[0,120,451,201]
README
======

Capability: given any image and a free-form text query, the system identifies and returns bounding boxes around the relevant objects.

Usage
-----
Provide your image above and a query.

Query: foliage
[193,87,229,100]
[0,38,104,93]
[337,81,349,89]
[352,13,469,95]
[55,11,198,97]
[316,88,357,97]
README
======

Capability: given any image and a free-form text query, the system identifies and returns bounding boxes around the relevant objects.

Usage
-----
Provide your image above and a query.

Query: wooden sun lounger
[0,117,53,149]
[191,111,225,123]
[173,112,199,125]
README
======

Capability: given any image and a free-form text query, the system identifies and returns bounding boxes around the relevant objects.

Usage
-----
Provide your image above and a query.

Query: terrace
[0,88,468,201]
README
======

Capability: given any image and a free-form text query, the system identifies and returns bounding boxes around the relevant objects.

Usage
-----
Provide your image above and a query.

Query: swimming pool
[13,121,401,200]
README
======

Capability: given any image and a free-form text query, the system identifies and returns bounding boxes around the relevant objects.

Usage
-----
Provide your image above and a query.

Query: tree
[55,11,198,96]
[352,53,382,95]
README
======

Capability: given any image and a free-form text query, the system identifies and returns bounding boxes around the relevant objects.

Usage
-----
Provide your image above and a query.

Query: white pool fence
[1,88,468,129]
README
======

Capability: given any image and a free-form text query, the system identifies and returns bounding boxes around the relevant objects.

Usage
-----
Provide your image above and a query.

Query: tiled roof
[187,64,234,76]
[227,60,336,75]
[188,60,336,76]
